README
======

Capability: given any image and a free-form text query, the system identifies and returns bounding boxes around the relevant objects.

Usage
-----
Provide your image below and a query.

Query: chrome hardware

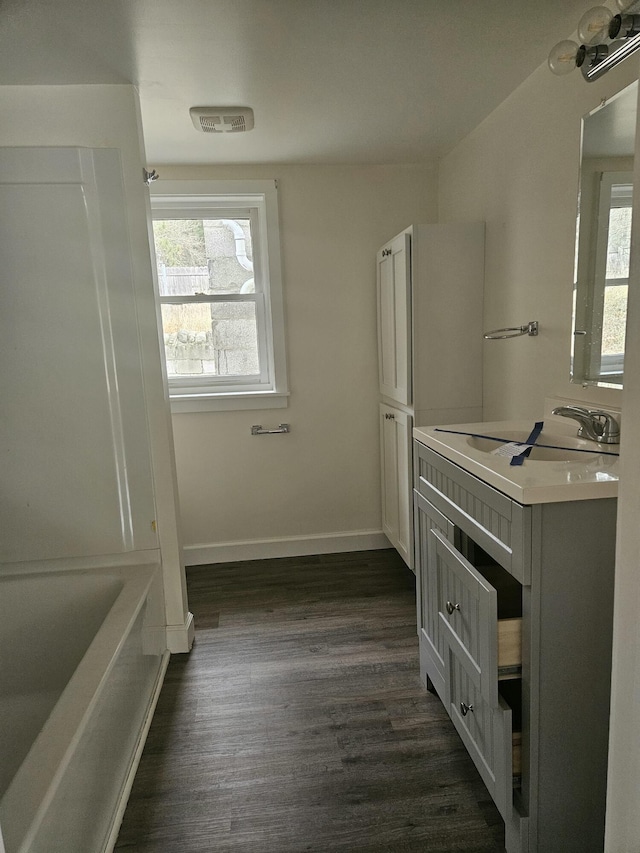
[551,405,620,445]
[483,320,538,340]
[446,601,460,615]
[573,330,587,336]
[250,423,290,435]
[460,702,474,717]
[610,13,640,40]
[143,168,159,185]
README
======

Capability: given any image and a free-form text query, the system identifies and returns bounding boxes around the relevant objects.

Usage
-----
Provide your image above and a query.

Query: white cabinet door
[380,404,412,568]
[377,232,411,406]
[0,147,158,563]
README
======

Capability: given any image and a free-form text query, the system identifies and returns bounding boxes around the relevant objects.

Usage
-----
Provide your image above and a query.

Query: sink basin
[466,430,610,463]
[413,418,620,504]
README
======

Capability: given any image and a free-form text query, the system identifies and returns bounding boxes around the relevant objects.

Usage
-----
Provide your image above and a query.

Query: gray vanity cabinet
[413,439,617,853]
[414,493,455,697]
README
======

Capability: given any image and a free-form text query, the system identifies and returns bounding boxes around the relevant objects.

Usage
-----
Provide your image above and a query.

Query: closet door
[380,403,412,568]
[0,147,158,562]
[377,232,411,406]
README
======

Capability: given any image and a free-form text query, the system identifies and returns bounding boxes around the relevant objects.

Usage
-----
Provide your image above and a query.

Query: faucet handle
[586,409,620,443]
[551,405,620,444]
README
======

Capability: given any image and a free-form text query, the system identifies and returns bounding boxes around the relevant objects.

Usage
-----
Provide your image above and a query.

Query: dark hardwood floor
[116,549,505,852]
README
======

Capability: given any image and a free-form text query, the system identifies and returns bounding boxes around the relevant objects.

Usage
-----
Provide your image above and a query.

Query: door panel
[377,233,411,405]
[0,147,157,562]
[380,404,412,567]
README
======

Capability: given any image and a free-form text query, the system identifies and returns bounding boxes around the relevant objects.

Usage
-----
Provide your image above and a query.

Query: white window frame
[589,172,632,383]
[150,180,289,413]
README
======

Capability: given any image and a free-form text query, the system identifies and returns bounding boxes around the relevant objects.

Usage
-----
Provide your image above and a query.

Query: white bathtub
[0,563,168,853]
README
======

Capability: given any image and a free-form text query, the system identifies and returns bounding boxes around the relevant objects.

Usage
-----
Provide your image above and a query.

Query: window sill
[169,390,290,414]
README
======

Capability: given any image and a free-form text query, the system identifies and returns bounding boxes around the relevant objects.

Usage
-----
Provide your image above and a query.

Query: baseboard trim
[166,611,195,653]
[184,530,390,565]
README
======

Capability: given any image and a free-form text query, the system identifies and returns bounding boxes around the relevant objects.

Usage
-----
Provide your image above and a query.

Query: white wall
[438,57,640,420]
[438,54,640,853]
[604,80,640,852]
[153,163,437,562]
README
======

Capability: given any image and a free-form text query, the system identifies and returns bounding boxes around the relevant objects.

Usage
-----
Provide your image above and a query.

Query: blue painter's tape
[510,421,544,466]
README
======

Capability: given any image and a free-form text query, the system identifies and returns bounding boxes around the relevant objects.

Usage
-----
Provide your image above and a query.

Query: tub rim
[0,562,161,853]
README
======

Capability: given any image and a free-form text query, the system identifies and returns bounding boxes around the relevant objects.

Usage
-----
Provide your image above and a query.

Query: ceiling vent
[189,107,254,133]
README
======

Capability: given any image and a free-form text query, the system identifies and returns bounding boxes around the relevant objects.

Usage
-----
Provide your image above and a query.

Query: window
[590,172,632,382]
[149,180,288,412]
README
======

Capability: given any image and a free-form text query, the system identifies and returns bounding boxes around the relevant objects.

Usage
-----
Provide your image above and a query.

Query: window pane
[601,283,628,357]
[601,201,631,365]
[161,302,260,377]
[154,218,254,296]
[605,206,632,279]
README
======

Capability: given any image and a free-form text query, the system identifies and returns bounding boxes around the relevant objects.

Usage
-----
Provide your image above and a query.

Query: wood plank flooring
[115,549,505,853]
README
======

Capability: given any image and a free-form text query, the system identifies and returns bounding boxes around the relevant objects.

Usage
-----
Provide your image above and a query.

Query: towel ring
[483,321,538,340]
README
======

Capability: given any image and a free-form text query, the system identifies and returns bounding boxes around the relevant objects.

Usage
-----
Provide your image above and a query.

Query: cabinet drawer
[414,442,531,584]
[433,531,522,705]
[445,638,518,822]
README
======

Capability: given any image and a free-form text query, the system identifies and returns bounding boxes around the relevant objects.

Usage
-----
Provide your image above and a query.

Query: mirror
[572,80,637,387]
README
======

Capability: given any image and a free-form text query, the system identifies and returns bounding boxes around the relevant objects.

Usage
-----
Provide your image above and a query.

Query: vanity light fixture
[548,0,640,80]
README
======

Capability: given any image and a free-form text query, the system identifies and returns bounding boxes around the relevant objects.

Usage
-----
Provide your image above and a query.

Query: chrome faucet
[551,406,620,444]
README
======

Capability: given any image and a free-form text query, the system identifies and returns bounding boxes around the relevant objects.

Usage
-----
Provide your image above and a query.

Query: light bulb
[548,40,579,74]
[578,6,613,43]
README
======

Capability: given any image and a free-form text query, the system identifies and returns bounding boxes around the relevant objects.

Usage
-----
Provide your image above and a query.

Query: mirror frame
[572,81,637,389]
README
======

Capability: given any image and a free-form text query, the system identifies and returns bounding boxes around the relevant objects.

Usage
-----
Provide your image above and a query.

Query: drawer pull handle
[446,601,460,615]
[460,702,474,717]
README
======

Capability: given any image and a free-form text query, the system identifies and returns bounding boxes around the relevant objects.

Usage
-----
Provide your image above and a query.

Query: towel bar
[250,423,290,435]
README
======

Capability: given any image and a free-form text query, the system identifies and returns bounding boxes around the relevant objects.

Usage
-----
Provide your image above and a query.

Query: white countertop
[413,419,620,504]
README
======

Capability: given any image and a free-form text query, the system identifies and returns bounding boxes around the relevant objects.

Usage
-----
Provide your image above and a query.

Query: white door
[380,403,413,568]
[377,232,411,406]
[0,147,158,563]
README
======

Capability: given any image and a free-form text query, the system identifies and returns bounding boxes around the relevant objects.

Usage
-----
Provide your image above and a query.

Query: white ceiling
[1,0,591,165]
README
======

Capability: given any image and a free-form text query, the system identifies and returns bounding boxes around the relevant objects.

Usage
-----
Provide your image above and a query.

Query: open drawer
[444,635,521,822]
[433,529,522,705]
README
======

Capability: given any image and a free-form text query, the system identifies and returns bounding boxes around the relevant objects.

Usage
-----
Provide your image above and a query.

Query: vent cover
[190,107,254,133]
